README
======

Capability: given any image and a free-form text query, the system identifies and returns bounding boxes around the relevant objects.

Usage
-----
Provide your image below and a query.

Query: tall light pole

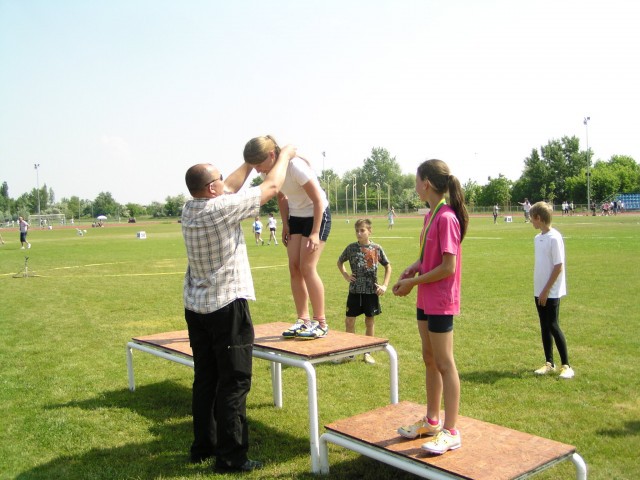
[363,183,368,214]
[321,151,326,197]
[376,183,381,212]
[385,182,391,211]
[584,116,591,212]
[345,185,349,216]
[352,175,357,214]
[34,164,41,219]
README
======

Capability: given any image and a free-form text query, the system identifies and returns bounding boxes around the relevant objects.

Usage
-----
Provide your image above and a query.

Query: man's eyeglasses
[204,174,223,188]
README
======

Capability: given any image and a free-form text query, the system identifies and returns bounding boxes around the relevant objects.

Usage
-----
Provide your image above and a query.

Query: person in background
[18,216,31,249]
[388,207,397,229]
[267,212,278,245]
[518,198,531,223]
[253,215,264,245]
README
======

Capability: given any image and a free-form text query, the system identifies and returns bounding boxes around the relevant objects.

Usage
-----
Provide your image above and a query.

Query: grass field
[1,212,638,479]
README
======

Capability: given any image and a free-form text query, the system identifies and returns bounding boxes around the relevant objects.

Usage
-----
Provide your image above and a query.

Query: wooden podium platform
[126,321,393,361]
[320,401,587,479]
[126,322,399,473]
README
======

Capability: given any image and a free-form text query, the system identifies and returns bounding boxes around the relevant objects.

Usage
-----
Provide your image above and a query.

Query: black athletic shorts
[417,308,454,333]
[288,206,331,241]
[346,292,381,318]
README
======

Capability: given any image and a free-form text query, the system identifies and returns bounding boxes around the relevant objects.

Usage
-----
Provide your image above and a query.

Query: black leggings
[535,297,569,366]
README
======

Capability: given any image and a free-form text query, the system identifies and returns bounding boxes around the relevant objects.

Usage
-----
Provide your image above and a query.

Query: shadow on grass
[597,420,640,438]
[15,381,308,480]
[313,454,423,480]
[459,369,526,384]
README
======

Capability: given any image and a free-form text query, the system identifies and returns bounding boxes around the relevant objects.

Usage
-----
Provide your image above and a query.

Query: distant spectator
[518,198,531,223]
[388,207,397,229]
[19,216,31,249]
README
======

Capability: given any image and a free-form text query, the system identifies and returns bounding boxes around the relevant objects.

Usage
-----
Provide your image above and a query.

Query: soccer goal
[28,214,66,227]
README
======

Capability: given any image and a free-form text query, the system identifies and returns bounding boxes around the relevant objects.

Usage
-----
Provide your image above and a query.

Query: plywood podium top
[325,401,576,480]
[132,321,389,360]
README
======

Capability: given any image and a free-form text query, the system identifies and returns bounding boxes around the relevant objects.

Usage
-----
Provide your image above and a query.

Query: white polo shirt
[533,227,567,298]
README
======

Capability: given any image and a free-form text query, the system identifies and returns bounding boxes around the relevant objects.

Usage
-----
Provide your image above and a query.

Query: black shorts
[288,207,331,241]
[417,308,454,333]
[346,293,381,318]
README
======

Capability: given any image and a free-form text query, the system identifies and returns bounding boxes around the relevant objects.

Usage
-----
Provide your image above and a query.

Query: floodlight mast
[34,164,41,218]
[584,116,591,212]
[363,183,368,214]
[352,175,357,214]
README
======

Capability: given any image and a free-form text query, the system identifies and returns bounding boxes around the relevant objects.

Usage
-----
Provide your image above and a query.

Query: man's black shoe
[215,459,263,472]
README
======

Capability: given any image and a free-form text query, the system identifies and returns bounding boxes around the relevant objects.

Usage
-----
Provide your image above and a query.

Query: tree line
[0,185,186,224]
[316,136,639,214]
[1,134,638,222]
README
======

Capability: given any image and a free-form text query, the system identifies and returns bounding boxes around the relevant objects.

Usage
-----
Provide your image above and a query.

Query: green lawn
[0,213,638,479]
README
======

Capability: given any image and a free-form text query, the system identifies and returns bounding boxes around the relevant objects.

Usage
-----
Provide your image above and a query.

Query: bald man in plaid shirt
[182,144,295,473]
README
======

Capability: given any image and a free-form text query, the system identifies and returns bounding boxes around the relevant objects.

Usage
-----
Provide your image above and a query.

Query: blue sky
[1,0,639,205]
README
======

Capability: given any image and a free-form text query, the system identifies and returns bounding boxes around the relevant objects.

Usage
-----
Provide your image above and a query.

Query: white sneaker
[559,365,575,379]
[27,243,31,249]
[397,417,442,439]
[534,362,555,375]
[421,429,461,454]
[297,321,328,339]
[282,319,308,339]
[363,353,375,364]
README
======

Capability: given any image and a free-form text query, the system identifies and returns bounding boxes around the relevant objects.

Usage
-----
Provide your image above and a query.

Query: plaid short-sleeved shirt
[182,187,261,314]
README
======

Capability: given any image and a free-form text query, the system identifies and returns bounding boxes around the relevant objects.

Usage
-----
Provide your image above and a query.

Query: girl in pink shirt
[393,159,468,455]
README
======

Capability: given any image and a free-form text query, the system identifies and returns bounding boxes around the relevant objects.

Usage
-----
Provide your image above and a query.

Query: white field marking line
[90,264,288,277]
[467,236,503,240]
[252,264,288,270]
[1,262,289,278]
[96,272,185,277]
[52,262,129,270]
[1,261,132,277]
[373,236,413,239]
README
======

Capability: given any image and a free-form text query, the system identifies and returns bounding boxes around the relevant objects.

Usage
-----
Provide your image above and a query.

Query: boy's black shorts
[346,293,381,318]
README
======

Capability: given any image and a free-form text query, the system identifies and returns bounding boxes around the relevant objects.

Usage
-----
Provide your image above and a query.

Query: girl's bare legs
[418,322,460,430]
[418,322,442,423]
[286,234,310,321]
[299,240,326,323]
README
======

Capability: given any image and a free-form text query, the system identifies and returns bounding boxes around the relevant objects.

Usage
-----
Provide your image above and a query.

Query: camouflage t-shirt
[338,242,390,294]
